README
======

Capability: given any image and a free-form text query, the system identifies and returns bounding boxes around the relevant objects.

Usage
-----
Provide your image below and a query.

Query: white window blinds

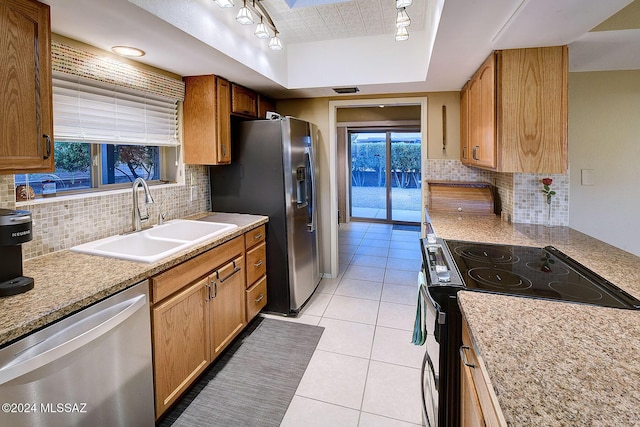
[52,71,179,146]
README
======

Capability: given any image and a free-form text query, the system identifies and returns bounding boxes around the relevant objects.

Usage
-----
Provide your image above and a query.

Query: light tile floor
[270,222,425,427]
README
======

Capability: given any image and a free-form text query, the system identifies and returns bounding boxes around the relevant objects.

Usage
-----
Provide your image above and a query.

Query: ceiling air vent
[332,87,360,94]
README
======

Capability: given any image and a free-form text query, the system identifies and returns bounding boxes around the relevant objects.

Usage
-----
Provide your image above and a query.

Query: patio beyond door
[349,130,421,223]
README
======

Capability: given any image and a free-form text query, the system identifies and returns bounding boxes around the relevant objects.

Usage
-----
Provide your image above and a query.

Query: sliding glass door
[349,129,421,223]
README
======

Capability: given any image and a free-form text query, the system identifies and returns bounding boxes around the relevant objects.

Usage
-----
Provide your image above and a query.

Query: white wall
[568,70,640,256]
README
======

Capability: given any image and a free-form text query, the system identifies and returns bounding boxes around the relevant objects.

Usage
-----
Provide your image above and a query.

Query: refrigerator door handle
[305,147,317,232]
[295,166,309,209]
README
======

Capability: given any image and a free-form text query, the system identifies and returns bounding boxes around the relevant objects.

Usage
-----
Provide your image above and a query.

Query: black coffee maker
[0,209,34,296]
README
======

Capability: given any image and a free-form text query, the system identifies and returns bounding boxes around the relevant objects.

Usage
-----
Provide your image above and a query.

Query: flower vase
[544,202,552,227]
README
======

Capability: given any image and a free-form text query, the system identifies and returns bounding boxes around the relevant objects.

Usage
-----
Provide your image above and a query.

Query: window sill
[15,181,182,207]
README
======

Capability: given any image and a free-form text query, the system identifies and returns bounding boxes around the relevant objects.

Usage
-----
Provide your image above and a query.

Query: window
[15,72,179,197]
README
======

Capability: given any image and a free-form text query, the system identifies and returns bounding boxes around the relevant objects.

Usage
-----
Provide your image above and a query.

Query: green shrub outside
[351,142,421,172]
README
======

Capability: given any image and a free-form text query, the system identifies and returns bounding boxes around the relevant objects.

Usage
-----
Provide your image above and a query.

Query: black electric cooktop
[444,240,640,310]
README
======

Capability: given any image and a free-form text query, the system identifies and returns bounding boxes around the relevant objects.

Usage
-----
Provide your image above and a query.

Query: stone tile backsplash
[422,159,569,227]
[0,165,210,260]
[422,159,495,183]
[494,172,514,221]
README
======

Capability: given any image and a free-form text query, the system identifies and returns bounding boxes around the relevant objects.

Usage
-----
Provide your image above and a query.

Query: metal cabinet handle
[459,345,475,368]
[472,146,479,161]
[254,294,264,303]
[216,260,241,283]
[253,233,263,240]
[254,260,263,268]
[205,279,212,301]
[43,134,52,160]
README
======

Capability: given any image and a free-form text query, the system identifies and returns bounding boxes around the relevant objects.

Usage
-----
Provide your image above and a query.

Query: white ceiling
[41,0,640,99]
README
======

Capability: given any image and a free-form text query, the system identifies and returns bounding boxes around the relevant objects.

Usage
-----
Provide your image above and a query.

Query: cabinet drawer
[151,236,244,304]
[246,242,266,287]
[244,225,266,248]
[246,276,267,321]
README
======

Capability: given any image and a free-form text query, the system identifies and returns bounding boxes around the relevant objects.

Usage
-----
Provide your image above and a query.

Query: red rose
[542,178,553,185]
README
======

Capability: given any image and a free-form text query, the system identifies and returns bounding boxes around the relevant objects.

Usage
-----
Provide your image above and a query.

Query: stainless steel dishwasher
[0,281,154,426]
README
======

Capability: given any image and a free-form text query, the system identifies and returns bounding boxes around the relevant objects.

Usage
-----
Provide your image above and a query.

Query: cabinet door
[0,0,54,174]
[475,54,496,169]
[183,75,231,165]
[258,94,276,119]
[460,82,470,164]
[468,77,481,165]
[152,277,210,418]
[497,47,567,173]
[210,255,246,359]
[460,355,486,426]
[216,77,232,164]
[231,84,257,117]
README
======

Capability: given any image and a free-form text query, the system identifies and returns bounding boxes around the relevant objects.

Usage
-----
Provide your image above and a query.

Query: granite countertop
[0,212,268,347]
[429,213,640,426]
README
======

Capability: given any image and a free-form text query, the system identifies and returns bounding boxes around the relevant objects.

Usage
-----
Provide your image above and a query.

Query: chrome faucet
[132,178,154,232]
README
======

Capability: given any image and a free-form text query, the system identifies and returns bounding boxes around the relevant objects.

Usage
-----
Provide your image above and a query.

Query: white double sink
[71,220,238,263]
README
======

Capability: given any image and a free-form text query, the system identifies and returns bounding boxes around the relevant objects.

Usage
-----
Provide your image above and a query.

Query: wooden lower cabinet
[151,236,245,419]
[152,278,210,417]
[460,317,506,426]
[151,228,268,419]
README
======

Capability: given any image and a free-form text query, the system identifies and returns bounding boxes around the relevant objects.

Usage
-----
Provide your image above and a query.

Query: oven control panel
[420,238,464,287]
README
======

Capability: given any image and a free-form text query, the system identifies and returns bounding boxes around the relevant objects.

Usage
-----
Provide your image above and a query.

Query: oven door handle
[421,347,440,427]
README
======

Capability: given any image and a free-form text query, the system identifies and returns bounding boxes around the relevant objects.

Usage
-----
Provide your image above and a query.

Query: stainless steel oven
[417,236,640,427]
[418,243,464,427]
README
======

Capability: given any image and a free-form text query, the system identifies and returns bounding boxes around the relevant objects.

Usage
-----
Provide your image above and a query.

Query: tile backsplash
[0,165,210,260]
[512,172,569,226]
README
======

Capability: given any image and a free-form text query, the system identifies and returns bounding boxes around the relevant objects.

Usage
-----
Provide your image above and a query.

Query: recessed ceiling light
[111,46,145,57]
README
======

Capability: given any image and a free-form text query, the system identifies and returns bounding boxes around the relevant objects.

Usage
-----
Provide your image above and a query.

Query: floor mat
[159,317,324,427]
[392,224,421,232]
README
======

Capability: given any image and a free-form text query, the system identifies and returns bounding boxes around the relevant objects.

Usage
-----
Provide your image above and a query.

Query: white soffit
[491,0,634,49]
[569,29,640,72]
[287,32,430,88]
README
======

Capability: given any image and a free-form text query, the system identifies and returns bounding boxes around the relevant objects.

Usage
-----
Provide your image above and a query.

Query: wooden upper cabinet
[0,0,54,174]
[460,46,568,174]
[257,94,276,119]
[183,75,231,165]
[231,84,257,118]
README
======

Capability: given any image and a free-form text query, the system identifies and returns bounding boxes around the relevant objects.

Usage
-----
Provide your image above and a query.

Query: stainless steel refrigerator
[209,117,321,315]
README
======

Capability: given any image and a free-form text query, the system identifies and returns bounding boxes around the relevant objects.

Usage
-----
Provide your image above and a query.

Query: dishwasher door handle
[0,293,147,385]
